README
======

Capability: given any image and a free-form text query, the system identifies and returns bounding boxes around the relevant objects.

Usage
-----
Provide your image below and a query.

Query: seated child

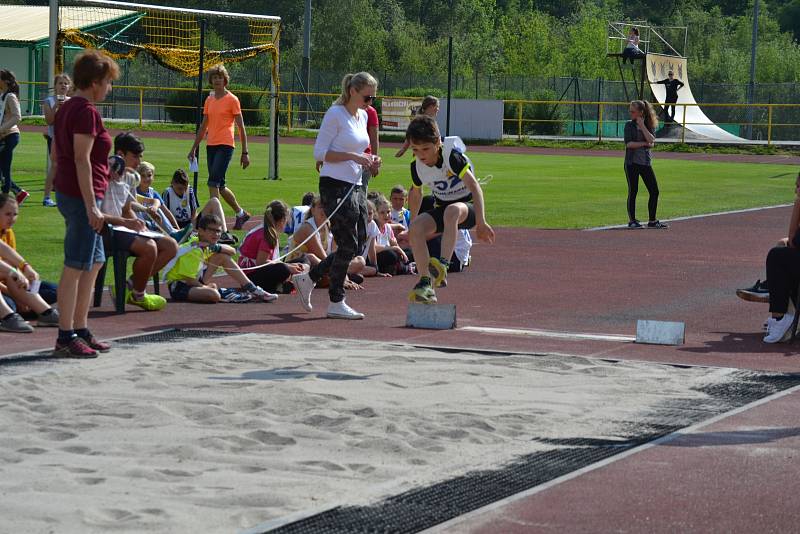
[162,168,199,230]
[389,184,411,233]
[238,200,308,293]
[135,162,191,243]
[103,132,176,311]
[163,213,278,303]
[359,200,385,278]
[284,191,315,236]
[374,197,413,275]
[0,257,35,333]
[404,115,495,304]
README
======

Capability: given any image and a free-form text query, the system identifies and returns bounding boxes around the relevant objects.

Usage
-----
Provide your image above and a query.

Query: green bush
[501,89,566,136]
[393,87,443,98]
[165,85,267,126]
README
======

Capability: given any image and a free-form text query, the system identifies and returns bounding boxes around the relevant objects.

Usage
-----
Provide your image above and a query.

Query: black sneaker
[627,220,643,229]
[219,231,238,245]
[647,220,669,229]
[736,279,769,303]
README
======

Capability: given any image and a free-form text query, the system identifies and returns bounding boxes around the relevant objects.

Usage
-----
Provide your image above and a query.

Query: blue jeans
[206,145,234,189]
[57,191,105,271]
[0,132,21,194]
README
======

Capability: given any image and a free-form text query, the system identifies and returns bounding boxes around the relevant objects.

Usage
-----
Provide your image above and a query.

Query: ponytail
[263,200,289,249]
[334,71,378,105]
[631,100,658,132]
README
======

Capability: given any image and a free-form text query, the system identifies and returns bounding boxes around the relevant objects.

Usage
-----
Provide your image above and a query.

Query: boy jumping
[405,115,494,304]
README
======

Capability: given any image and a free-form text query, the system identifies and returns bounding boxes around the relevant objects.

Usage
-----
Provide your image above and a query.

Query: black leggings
[766,246,800,315]
[625,163,659,222]
[247,263,293,293]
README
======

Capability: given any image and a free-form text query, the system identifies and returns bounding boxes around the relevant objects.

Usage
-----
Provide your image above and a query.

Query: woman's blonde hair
[208,64,230,86]
[335,72,378,105]
[631,100,658,132]
[53,73,72,89]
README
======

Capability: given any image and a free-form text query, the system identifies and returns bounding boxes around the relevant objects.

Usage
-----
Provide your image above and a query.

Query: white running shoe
[327,299,364,320]
[249,285,278,303]
[763,314,794,343]
[292,272,315,312]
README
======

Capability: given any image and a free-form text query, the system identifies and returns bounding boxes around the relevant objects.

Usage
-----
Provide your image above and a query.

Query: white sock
[236,209,246,217]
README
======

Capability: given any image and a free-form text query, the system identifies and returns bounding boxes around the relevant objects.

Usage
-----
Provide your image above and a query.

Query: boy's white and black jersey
[162,185,199,224]
[410,137,473,205]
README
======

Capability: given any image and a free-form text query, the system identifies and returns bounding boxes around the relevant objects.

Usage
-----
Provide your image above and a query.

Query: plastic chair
[93,225,160,314]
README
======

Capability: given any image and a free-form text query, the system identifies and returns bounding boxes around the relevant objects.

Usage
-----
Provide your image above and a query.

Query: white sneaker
[327,299,364,320]
[249,285,278,303]
[292,272,314,312]
[763,314,794,343]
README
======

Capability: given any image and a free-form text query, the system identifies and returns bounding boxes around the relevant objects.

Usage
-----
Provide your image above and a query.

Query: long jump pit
[1,329,798,533]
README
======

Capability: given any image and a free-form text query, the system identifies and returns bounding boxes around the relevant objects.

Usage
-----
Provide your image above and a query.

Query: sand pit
[0,333,744,533]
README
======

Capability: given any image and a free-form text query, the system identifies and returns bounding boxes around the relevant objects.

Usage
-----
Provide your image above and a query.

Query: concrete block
[406,303,457,330]
[635,320,685,346]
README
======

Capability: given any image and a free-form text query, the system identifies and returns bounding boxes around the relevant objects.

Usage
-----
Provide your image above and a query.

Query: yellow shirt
[1,228,16,250]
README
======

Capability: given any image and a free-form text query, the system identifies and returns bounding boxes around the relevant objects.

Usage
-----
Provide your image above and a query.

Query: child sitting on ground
[374,197,413,275]
[360,200,389,278]
[238,200,309,294]
[162,168,199,230]
[389,184,411,233]
[163,213,277,303]
[0,195,59,330]
[284,191,315,236]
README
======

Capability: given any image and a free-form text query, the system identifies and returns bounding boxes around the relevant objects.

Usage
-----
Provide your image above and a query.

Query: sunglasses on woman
[363,95,376,103]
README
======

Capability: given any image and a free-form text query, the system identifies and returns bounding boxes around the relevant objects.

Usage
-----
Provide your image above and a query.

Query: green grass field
[8,131,796,280]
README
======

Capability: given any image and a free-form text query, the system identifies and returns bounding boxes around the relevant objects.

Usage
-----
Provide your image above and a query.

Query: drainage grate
[0,329,242,369]
[265,370,800,534]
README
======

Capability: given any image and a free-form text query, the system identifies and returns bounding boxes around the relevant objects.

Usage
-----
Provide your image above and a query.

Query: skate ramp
[646,53,746,142]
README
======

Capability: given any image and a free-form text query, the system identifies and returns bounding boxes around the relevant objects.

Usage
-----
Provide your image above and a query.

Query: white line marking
[585,203,792,231]
[426,383,800,533]
[459,325,635,343]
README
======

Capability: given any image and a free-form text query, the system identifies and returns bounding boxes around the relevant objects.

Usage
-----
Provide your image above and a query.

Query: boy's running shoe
[219,288,253,303]
[408,278,437,304]
[233,211,251,230]
[292,272,315,312]
[736,279,769,303]
[647,220,669,229]
[170,223,194,244]
[248,285,278,302]
[429,257,448,288]
[78,332,112,352]
[54,337,98,358]
[43,197,57,207]
[125,289,167,311]
[219,231,238,245]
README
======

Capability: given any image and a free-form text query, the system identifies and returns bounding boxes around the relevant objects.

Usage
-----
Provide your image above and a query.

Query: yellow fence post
[767,105,773,146]
[139,88,143,127]
[597,104,603,142]
[517,101,523,140]
[680,104,687,144]
[287,93,293,133]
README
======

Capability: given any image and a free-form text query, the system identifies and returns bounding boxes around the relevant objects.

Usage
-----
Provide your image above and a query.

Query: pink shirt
[238,226,278,268]
[365,105,379,155]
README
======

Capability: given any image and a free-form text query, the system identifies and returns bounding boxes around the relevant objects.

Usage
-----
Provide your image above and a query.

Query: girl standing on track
[291,72,381,320]
[624,100,667,229]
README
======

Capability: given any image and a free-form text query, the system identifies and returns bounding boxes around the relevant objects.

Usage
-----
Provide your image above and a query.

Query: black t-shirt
[656,79,684,101]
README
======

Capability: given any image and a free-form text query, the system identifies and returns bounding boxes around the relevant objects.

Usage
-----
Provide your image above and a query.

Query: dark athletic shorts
[424,202,476,234]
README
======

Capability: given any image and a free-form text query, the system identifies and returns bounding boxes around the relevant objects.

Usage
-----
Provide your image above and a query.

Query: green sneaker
[408,278,437,304]
[429,257,448,288]
[126,289,167,311]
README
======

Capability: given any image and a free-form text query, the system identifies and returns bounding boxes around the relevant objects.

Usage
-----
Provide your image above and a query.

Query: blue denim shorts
[206,144,235,189]
[56,191,105,271]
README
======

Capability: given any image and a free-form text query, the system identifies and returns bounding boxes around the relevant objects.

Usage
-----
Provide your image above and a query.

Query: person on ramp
[655,70,684,123]
[405,115,494,304]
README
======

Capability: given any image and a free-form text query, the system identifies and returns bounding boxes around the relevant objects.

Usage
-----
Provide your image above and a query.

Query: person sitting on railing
[622,27,645,64]
[655,70,685,123]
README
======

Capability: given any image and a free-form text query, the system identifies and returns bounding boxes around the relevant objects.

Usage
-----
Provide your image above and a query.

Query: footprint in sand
[17,447,48,455]
[408,458,428,466]
[247,430,296,446]
[63,466,97,474]
[60,446,93,455]
[234,465,267,474]
[77,477,106,485]
[347,463,376,474]
[156,469,197,478]
[139,508,168,517]
[302,414,351,427]
[298,460,346,472]
[41,430,79,441]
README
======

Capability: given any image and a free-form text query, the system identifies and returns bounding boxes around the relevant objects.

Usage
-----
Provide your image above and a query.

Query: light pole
[445,0,454,136]
[747,0,760,139]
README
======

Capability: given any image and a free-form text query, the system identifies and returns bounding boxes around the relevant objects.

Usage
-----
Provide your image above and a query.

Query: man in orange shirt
[188,65,251,235]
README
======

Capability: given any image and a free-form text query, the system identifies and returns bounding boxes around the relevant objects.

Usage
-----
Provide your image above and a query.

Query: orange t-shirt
[203,92,242,147]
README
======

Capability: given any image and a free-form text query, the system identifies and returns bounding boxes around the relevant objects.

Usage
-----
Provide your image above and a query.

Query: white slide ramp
[646,53,746,142]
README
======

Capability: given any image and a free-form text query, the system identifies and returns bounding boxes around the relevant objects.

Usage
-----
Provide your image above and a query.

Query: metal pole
[193,19,206,195]
[301,0,311,122]
[268,23,280,180]
[747,0,760,139]
[48,0,57,86]
[446,35,453,136]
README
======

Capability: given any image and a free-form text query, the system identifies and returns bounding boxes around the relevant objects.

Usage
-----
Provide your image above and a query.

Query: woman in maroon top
[53,51,120,358]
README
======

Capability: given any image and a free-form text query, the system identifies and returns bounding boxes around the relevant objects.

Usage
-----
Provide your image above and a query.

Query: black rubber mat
[265,369,800,534]
[0,329,242,369]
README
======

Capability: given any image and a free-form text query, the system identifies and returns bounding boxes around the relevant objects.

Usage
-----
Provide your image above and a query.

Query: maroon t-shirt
[54,96,112,199]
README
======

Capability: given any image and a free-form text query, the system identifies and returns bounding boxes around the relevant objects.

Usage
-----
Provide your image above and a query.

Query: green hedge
[165,85,267,125]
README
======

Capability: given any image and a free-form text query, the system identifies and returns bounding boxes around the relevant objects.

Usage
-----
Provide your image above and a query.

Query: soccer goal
[50,0,281,180]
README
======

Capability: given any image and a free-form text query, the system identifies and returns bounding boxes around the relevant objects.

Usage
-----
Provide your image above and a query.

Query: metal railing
[17,81,800,144]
